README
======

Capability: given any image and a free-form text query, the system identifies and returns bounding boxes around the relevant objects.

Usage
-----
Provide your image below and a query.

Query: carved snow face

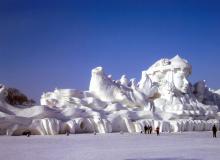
[173,70,189,93]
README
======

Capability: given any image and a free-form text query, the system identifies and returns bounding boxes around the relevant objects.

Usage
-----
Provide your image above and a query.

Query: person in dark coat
[23,130,31,137]
[212,124,217,138]
[144,125,148,134]
[66,129,70,136]
[149,126,152,134]
[156,126,160,136]
[27,131,31,137]
[147,126,150,134]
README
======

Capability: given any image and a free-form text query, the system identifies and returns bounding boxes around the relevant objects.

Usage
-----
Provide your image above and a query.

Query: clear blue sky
[0,0,220,103]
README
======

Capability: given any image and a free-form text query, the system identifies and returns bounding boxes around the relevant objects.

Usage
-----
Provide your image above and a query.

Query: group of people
[144,125,160,136]
[20,124,217,137]
[144,125,152,134]
[143,124,218,137]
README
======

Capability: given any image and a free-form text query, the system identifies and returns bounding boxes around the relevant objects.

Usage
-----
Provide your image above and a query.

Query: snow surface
[0,132,219,160]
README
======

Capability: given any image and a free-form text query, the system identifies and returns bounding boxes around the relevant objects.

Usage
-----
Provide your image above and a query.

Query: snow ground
[0,132,219,160]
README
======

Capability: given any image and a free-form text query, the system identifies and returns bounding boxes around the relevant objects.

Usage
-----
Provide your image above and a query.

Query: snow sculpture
[193,80,207,102]
[193,80,220,109]
[0,55,220,136]
[145,55,218,119]
[146,55,192,94]
[120,75,129,86]
[89,66,152,110]
[138,71,158,98]
[89,66,127,103]
[0,84,7,99]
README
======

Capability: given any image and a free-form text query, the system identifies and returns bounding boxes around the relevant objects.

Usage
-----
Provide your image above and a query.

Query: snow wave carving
[89,66,153,110]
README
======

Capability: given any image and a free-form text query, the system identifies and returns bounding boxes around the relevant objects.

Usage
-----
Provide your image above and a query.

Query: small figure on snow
[66,130,70,136]
[144,125,148,134]
[156,126,160,136]
[23,130,31,137]
[212,124,217,138]
[149,126,152,134]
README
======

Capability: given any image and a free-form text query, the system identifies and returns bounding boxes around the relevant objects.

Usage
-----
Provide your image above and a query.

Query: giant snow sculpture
[0,55,220,135]
[145,55,218,120]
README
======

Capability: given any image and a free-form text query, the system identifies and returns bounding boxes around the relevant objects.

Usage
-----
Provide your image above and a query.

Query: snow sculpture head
[146,55,192,94]
[171,55,192,93]
[173,70,189,93]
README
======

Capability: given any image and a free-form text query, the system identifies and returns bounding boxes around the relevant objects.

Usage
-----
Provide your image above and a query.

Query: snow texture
[0,132,219,160]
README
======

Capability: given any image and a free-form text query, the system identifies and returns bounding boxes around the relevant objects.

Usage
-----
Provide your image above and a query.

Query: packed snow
[0,55,220,135]
[0,132,219,160]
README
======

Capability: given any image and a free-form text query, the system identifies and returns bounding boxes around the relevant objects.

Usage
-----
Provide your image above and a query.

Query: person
[149,126,152,134]
[23,130,31,137]
[147,126,150,134]
[156,126,160,136]
[144,125,147,134]
[66,129,70,136]
[212,124,217,138]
